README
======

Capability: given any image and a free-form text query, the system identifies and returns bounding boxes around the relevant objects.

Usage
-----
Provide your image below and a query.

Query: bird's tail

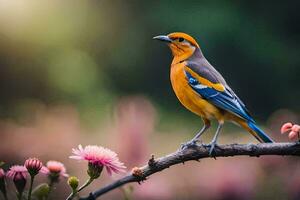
[247,121,274,143]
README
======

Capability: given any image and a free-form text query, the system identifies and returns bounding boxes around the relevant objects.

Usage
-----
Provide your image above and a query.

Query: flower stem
[46,180,54,200]
[28,175,35,200]
[66,178,94,200]
[78,178,94,193]
[17,191,23,200]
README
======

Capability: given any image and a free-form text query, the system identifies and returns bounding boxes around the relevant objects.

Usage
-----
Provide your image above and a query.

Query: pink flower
[281,122,293,134]
[41,161,68,178]
[6,165,27,180]
[25,158,43,176]
[6,165,27,195]
[70,145,126,176]
[281,122,300,140]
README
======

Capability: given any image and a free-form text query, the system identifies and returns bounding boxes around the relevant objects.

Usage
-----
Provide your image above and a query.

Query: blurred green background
[0,0,299,121]
[0,1,299,200]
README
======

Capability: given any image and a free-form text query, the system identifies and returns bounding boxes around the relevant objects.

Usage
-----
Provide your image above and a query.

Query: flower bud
[292,125,300,133]
[281,122,293,134]
[87,162,103,179]
[6,165,27,196]
[13,172,27,195]
[25,158,43,177]
[68,176,79,191]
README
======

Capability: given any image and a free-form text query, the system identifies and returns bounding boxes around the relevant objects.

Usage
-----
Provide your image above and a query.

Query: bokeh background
[0,0,299,199]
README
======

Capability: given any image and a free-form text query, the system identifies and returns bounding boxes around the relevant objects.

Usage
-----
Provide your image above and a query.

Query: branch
[79,142,300,200]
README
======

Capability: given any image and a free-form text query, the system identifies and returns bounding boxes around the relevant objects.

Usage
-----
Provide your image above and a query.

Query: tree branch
[79,142,300,200]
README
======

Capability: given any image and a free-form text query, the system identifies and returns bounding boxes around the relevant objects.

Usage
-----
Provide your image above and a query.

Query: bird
[153,32,274,155]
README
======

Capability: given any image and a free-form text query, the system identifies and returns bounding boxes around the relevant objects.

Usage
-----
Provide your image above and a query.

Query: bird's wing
[184,61,254,122]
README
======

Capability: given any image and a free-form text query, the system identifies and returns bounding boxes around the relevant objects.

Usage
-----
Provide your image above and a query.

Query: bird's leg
[190,123,210,143]
[181,119,211,150]
[208,122,223,156]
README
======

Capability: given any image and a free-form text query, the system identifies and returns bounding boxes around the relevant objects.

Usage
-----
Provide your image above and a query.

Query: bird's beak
[153,35,172,43]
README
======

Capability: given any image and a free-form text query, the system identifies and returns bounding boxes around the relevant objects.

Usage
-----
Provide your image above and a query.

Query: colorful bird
[153,32,273,154]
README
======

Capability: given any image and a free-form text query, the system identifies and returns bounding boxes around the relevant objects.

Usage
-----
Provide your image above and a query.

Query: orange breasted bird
[153,32,274,154]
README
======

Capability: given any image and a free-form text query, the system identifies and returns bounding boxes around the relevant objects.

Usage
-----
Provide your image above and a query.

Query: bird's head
[153,32,200,59]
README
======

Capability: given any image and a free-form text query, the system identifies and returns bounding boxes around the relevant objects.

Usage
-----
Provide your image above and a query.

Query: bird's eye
[178,37,184,42]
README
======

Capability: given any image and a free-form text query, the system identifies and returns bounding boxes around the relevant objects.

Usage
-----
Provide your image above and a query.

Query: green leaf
[32,183,50,200]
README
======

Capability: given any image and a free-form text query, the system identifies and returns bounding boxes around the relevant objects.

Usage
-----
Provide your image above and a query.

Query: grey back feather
[186,48,249,112]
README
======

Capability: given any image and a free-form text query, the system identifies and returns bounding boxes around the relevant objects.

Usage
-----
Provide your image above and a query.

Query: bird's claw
[180,140,200,150]
[208,142,218,157]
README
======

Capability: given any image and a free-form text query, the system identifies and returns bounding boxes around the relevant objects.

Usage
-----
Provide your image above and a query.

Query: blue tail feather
[248,121,274,143]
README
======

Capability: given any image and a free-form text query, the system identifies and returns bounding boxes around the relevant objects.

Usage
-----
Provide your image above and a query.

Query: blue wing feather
[185,71,254,123]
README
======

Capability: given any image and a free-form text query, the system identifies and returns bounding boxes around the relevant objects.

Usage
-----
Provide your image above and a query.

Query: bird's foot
[180,139,202,150]
[207,142,218,157]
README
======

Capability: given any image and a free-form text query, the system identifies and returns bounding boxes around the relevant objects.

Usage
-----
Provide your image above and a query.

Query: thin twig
[80,142,300,200]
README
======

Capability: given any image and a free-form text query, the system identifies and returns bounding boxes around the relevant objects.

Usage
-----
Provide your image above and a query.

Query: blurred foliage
[0,0,299,122]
